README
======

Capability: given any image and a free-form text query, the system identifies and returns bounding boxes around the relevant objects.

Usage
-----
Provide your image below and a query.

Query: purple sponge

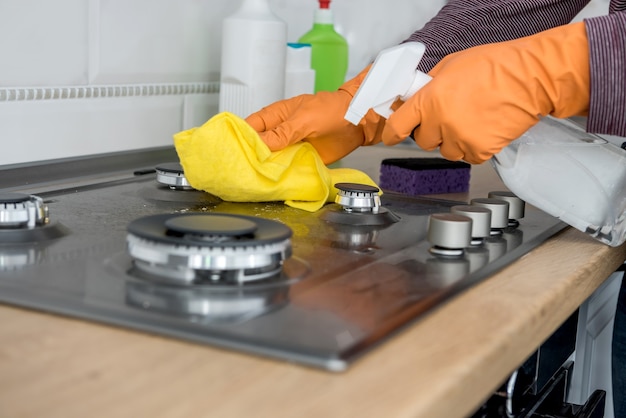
[379,158,471,195]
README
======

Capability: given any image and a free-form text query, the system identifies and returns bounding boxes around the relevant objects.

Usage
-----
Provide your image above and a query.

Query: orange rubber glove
[381,22,590,164]
[245,66,386,165]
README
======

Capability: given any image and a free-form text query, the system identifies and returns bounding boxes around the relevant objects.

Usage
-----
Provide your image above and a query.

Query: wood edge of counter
[0,233,623,418]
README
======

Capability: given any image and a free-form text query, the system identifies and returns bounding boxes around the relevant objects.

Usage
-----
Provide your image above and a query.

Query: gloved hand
[381,22,590,164]
[245,66,386,165]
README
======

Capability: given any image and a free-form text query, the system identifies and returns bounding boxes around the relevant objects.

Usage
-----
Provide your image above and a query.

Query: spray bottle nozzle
[344,42,432,125]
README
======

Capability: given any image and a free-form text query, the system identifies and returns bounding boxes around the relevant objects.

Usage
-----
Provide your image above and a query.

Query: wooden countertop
[1,145,624,418]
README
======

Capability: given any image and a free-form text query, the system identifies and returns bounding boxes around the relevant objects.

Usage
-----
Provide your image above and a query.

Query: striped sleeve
[404,0,591,72]
[585,11,626,136]
[610,0,626,13]
[404,0,626,137]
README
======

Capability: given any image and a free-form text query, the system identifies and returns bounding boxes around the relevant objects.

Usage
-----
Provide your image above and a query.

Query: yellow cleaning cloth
[173,112,378,212]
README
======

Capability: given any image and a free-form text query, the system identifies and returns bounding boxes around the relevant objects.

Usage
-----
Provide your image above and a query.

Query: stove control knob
[334,183,381,213]
[470,198,509,234]
[488,191,525,227]
[427,213,472,256]
[450,205,491,245]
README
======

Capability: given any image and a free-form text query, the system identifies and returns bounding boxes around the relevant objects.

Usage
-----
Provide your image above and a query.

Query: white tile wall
[0,0,89,86]
[0,96,182,165]
[0,0,612,166]
[183,93,219,130]
[90,0,234,84]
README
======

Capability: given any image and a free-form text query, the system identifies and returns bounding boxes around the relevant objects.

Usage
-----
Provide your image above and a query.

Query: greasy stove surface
[0,148,565,371]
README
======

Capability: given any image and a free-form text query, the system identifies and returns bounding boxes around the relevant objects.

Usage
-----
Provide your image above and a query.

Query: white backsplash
[0,0,607,166]
[0,96,183,163]
[0,0,90,87]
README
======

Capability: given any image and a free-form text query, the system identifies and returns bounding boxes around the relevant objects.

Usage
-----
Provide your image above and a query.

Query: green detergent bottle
[298,0,348,92]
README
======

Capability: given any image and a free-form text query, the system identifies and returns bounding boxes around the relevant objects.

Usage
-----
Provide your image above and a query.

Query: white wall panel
[0,0,89,86]
[90,0,237,84]
[0,97,182,166]
[182,94,219,130]
[0,0,613,166]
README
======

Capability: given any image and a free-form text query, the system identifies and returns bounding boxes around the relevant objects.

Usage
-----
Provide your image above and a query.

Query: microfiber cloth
[173,112,378,212]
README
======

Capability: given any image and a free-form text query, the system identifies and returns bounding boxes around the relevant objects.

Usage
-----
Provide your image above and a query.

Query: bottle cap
[319,0,330,9]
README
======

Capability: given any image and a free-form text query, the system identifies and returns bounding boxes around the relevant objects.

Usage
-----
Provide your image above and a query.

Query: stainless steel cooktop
[0,147,565,371]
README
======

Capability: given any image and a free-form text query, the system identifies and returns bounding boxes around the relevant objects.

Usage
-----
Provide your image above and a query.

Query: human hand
[381,22,590,164]
[245,66,385,165]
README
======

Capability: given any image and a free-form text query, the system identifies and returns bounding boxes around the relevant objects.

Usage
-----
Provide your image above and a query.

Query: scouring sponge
[380,158,471,195]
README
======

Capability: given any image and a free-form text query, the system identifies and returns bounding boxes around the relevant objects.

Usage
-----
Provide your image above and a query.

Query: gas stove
[0,147,565,371]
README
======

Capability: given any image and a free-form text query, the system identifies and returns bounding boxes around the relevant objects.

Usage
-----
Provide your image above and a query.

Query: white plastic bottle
[284,43,316,98]
[298,0,348,92]
[219,0,287,118]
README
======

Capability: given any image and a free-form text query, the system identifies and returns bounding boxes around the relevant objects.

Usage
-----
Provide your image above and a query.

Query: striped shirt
[405,0,626,137]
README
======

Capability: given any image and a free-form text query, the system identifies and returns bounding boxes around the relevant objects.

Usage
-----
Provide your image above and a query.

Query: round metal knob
[488,191,525,227]
[470,198,509,232]
[427,213,472,256]
[450,205,491,245]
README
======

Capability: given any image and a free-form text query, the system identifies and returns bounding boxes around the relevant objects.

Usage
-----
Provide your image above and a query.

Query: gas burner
[321,183,400,226]
[0,192,68,244]
[155,162,194,190]
[0,192,48,229]
[126,213,293,285]
[335,183,382,213]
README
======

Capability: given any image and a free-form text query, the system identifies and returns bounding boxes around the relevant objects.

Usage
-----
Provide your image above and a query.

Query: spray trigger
[345,42,432,125]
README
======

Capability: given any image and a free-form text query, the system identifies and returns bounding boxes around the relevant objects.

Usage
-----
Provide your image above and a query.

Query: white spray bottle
[344,42,431,125]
